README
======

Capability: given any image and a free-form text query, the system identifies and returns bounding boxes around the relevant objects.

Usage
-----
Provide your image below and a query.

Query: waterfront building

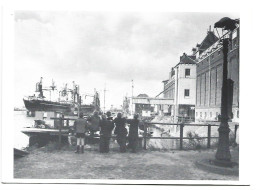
[194,26,239,122]
[161,53,197,122]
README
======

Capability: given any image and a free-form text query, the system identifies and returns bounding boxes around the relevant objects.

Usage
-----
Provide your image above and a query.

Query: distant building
[194,26,239,122]
[132,94,174,117]
[162,53,197,122]
[134,94,154,116]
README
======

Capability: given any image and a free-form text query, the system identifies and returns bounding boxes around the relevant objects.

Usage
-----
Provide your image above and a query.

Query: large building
[194,26,239,122]
[162,53,197,122]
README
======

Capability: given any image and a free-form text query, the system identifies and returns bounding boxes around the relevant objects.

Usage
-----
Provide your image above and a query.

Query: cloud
[14,11,239,107]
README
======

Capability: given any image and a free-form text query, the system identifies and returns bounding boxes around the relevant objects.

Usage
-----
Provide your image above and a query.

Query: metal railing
[142,122,239,150]
[50,116,239,150]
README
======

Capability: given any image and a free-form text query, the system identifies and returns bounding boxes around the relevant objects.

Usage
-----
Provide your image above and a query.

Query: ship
[23,77,100,116]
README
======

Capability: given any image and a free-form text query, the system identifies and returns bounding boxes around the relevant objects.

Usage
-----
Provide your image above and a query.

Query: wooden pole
[143,123,147,150]
[207,124,211,148]
[180,124,184,150]
[59,114,64,149]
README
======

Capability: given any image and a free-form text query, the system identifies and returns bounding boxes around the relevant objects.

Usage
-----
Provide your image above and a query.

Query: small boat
[21,127,69,136]
[21,125,70,147]
[14,148,29,158]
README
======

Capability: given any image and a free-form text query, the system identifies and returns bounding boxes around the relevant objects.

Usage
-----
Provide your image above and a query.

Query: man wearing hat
[99,111,114,153]
[126,114,140,153]
[113,112,127,153]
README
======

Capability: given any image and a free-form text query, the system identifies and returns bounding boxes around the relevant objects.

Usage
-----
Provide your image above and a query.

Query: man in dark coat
[87,111,101,136]
[113,112,127,153]
[99,112,114,153]
[126,114,140,153]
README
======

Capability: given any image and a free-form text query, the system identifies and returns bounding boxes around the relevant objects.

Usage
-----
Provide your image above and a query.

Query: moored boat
[23,78,100,116]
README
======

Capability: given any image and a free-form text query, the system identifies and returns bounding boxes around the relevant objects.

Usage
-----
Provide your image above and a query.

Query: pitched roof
[188,55,196,61]
[179,53,196,64]
[198,31,219,53]
[173,53,196,69]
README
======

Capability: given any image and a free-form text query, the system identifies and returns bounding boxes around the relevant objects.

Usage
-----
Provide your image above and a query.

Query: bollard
[143,123,147,150]
[180,124,184,150]
[207,124,211,148]
[59,115,64,149]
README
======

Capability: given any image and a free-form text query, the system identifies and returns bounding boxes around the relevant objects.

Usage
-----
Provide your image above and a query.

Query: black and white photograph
[1,0,259,188]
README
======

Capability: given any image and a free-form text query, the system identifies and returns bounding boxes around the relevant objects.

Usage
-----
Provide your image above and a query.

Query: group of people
[73,111,142,154]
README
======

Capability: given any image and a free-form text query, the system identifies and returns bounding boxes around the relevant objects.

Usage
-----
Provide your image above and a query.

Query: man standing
[113,113,127,153]
[74,112,88,153]
[127,114,140,153]
[99,112,114,153]
[88,111,101,136]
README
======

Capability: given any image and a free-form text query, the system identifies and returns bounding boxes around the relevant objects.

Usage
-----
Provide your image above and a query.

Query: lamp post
[214,37,232,166]
[213,17,239,167]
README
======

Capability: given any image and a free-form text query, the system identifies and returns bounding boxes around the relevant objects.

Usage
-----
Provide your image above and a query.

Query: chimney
[192,47,196,55]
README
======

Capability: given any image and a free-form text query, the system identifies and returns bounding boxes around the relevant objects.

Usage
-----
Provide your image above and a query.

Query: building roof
[174,53,197,68]
[187,55,196,61]
[198,26,239,61]
[137,94,149,98]
[168,53,196,70]
[198,31,218,53]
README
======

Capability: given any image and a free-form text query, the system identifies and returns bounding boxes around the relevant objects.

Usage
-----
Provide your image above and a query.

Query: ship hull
[23,99,71,113]
[23,99,98,115]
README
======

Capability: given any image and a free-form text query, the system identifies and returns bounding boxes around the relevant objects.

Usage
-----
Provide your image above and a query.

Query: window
[210,112,212,118]
[205,112,207,118]
[218,50,221,55]
[184,89,190,97]
[196,112,198,117]
[185,69,190,77]
[200,112,202,118]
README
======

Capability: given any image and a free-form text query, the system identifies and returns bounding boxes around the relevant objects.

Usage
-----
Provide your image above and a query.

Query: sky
[14,11,239,109]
